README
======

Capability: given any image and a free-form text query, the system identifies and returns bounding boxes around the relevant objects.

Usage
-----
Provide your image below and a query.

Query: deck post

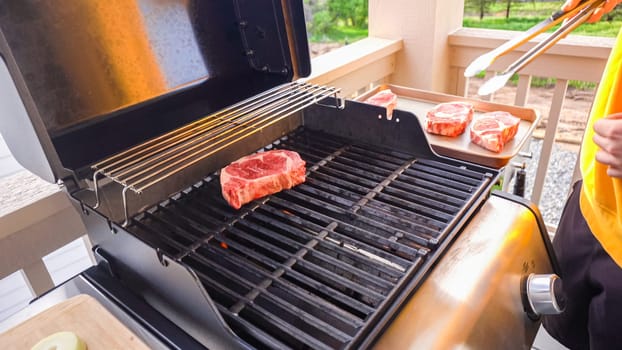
[368,0,465,94]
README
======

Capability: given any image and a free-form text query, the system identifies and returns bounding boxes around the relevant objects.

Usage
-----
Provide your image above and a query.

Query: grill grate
[128,127,495,349]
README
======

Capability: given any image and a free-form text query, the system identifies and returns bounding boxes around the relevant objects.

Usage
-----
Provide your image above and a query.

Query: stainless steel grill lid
[0,0,311,182]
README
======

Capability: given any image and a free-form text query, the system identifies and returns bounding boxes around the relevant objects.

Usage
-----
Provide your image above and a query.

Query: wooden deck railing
[306,37,403,97]
[0,186,91,297]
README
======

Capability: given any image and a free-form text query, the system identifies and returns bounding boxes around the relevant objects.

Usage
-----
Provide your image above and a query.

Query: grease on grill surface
[128,127,492,350]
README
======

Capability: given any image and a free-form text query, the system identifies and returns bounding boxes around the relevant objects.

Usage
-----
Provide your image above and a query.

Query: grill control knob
[524,273,565,318]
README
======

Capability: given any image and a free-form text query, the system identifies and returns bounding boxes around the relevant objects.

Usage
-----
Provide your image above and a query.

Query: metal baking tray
[357,84,540,168]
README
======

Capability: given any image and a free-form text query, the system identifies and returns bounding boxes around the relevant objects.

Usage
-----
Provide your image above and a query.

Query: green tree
[504,0,536,19]
[305,0,329,38]
[465,0,497,20]
[309,10,332,38]
[327,0,368,28]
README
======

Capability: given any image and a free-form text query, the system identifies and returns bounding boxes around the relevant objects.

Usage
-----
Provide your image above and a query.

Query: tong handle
[502,0,605,75]
[550,0,591,21]
[478,0,605,95]
[465,0,602,77]
[501,0,597,55]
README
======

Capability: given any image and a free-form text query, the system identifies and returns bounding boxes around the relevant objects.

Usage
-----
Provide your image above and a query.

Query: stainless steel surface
[0,275,168,349]
[0,1,212,134]
[526,273,565,316]
[374,194,555,350]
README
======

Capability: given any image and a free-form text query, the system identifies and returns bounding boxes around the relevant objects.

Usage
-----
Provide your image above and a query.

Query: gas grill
[0,1,564,349]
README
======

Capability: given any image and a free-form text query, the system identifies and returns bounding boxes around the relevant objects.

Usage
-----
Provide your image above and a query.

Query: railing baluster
[531,79,569,205]
[456,68,469,97]
[480,71,496,102]
[501,74,534,193]
[22,260,54,296]
[514,75,532,107]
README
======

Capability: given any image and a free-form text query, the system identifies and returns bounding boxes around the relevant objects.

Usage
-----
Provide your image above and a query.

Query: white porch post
[368,0,465,94]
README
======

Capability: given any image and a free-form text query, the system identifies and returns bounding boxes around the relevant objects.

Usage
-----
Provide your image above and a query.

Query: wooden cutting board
[0,294,150,350]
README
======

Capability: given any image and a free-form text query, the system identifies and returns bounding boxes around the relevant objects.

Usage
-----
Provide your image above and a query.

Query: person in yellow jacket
[542,0,622,349]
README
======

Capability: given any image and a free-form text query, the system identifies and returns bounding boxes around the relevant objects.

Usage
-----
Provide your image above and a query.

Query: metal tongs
[466,0,606,95]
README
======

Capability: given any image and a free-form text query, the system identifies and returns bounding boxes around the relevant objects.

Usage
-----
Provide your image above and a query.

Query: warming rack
[91,82,342,225]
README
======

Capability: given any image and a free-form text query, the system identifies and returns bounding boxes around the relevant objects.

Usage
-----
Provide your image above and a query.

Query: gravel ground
[510,139,579,228]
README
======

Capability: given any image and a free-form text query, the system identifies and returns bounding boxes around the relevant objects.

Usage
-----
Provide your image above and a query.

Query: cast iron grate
[128,127,495,349]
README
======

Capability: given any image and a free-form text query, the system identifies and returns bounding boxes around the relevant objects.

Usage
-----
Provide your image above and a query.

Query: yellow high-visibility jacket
[580,28,622,267]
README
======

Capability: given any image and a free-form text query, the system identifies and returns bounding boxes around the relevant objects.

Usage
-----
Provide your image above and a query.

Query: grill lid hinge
[235,0,291,76]
[59,175,80,195]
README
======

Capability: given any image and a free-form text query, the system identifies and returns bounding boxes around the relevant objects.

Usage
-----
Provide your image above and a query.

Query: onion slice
[31,331,87,350]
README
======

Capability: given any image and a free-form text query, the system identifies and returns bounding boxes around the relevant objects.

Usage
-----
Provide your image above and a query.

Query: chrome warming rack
[91,82,343,225]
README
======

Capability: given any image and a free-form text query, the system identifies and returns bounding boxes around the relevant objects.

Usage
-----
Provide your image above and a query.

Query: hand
[562,0,622,23]
[593,113,622,178]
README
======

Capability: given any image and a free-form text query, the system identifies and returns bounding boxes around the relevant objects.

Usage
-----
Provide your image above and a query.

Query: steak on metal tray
[425,101,474,137]
[469,111,520,153]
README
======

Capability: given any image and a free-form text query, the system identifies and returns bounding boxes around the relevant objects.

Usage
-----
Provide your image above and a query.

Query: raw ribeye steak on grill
[469,111,521,153]
[220,150,306,209]
[364,89,398,117]
[425,102,474,137]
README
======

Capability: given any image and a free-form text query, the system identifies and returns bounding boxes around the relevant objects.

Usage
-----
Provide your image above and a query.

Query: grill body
[70,101,502,348]
[65,101,557,349]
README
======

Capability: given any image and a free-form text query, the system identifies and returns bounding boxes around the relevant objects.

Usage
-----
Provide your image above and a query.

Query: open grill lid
[0,0,311,183]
